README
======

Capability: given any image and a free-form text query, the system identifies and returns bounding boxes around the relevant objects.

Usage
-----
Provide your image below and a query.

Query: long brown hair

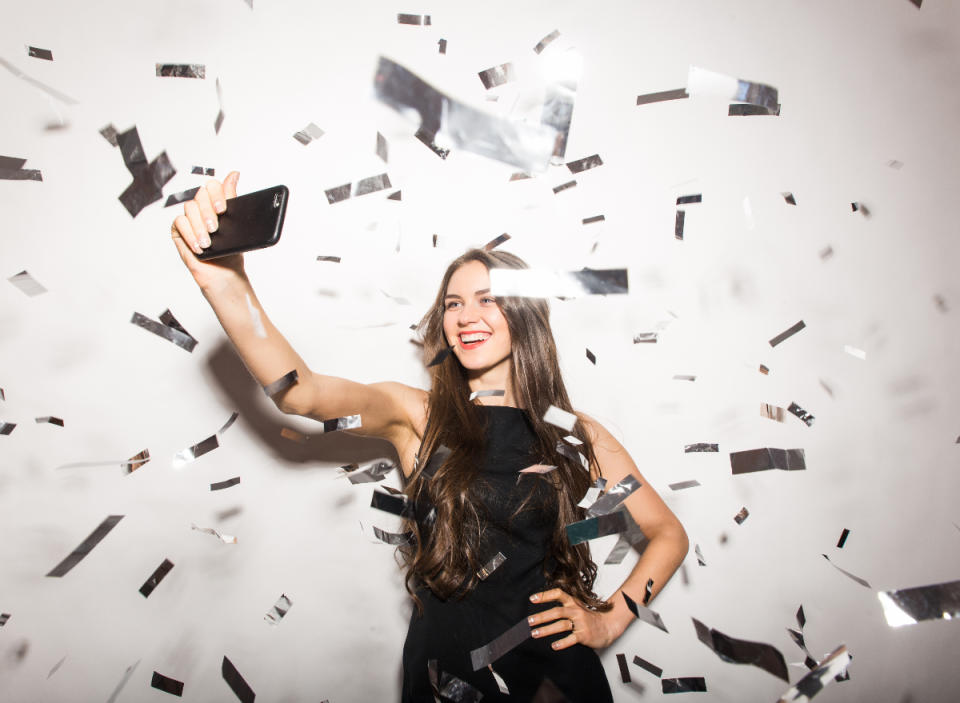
[401,248,611,612]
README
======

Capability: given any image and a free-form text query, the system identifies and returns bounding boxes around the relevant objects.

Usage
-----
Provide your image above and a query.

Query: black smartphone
[196,185,289,260]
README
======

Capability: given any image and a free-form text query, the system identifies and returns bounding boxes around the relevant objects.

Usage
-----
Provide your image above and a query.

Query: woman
[172,173,689,701]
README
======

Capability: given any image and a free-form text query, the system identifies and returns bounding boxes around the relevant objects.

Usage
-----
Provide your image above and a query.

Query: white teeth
[461,332,491,343]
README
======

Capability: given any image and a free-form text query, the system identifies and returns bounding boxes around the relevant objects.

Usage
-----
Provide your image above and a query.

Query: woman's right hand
[170,171,245,290]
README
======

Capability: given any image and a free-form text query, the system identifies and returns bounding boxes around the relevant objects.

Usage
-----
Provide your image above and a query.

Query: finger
[184,200,212,251]
[171,227,200,263]
[530,617,575,639]
[193,186,218,238]
[205,179,227,214]
[173,212,203,256]
[223,170,240,199]
[550,632,579,651]
[530,588,570,605]
[527,606,568,628]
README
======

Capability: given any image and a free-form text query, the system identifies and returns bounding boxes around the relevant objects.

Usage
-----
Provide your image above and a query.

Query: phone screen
[196,185,289,261]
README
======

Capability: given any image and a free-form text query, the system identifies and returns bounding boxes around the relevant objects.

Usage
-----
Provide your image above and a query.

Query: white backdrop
[2,0,959,701]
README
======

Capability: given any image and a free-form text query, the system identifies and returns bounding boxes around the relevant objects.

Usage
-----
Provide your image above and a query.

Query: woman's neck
[466,359,518,407]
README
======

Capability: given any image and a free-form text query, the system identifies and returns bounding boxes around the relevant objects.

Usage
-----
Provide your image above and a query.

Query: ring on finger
[568,618,576,632]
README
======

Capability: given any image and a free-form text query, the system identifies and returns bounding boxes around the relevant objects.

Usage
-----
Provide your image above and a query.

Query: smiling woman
[171,193,688,700]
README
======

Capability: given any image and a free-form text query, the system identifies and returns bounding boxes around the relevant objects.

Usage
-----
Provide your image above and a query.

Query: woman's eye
[445,301,461,310]
[481,297,496,304]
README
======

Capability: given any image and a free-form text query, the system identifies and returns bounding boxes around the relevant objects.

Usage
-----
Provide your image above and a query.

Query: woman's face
[442,261,513,376]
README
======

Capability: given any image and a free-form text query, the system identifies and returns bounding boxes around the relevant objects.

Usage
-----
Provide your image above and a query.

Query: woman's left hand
[528,588,624,650]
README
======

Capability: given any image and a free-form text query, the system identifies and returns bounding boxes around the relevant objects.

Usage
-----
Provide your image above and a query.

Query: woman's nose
[456,301,479,324]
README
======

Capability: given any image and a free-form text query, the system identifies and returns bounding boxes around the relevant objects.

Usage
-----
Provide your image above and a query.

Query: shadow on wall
[205,340,399,469]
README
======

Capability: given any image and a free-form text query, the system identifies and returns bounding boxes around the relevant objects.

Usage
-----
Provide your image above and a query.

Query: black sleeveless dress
[401,406,613,702]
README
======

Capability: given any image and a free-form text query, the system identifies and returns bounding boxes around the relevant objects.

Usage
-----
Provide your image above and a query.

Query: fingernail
[551,642,559,650]
[531,629,539,637]
[201,235,212,248]
[193,243,203,255]
[214,200,225,213]
[205,218,217,233]
[530,594,539,602]
[527,616,535,625]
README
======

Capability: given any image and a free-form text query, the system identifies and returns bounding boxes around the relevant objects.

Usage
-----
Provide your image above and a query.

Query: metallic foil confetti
[577,478,606,509]
[158,309,198,348]
[264,593,292,625]
[687,66,778,111]
[540,49,580,163]
[116,126,176,217]
[438,670,483,702]
[375,57,557,172]
[483,233,511,251]
[566,154,603,173]
[685,443,718,453]
[0,613,10,626]
[553,180,576,194]
[662,677,707,693]
[173,434,219,468]
[519,464,557,474]
[585,348,597,365]
[322,414,361,432]
[106,660,140,703]
[139,559,174,598]
[191,523,237,544]
[729,103,780,116]
[782,192,797,205]
[218,412,239,436]
[669,480,700,491]
[563,434,583,446]
[566,511,628,545]
[673,375,696,382]
[156,64,204,79]
[397,13,428,25]
[777,646,850,702]
[759,364,770,375]
[643,578,655,605]
[761,403,786,423]
[877,578,960,627]
[222,656,255,703]
[164,186,200,207]
[586,475,641,517]
[693,618,788,681]
[633,332,658,343]
[47,655,66,678]
[355,173,392,196]
[636,88,689,106]
[372,525,412,545]
[788,402,815,427]
[214,77,225,134]
[263,369,298,398]
[191,166,215,176]
[543,405,577,432]
[293,122,324,145]
[27,46,53,60]
[674,210,685,240]
[477,551,507,580]
[734,507,749,525]
[677,194,702,205]
[908,0,923,8]
[428,346,454,367]
[617,653,631,682]
[210,477,240,491]
[371,489,411,517]
[469,389,505,401]
[344,460,395,484]
[490,267,628,297]
[850,202,871,217]
[634,655,663,678]
[0,387,4,400]
[534,29,560,54]
[622,592,669,632]
[555,440,589,470]
[509,172,531,181]
[8,270,47,296]
[844,345,866,360]
[603,534,633,565]
[46,514,123,577]
[730,447,806,474]
[0,57,77,104]
[769,320,806,347]
[415,127,450,158]
[470,618,531,671]
[151,671,185,696]
[582,215,605,225]
[479,62,517,90]
[376,131,388,162]
[695,544,706,566]
[316,255,341,263]
[438,39,447,54]
[35,416,64,426]
[822,554,870,588]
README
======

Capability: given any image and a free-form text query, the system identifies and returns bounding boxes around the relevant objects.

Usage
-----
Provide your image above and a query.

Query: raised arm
[528,415,689,649]
[170,172,427,466]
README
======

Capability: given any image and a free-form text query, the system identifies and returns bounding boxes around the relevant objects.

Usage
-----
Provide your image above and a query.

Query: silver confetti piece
[782,192,797,205]
[372,525,412,545]
[877,578,960,627]
[47,655,66,679]
[489,665,510,694]
[483,233,511,251]
[582,214,605,225]
[490,267,628,297]
[692,617,789,681]
[734,507,749,525]
[46,515,124,577]
[585,348,597,364]
[214,77,225,134]
[769,320,806,347]
[761,403,786,422]
[159,309,198,346]
[634,655,663,678]
[540,49,581,163]
[210,476,240,491]
[695,544,706,566]
[685,443,718,453]
[0,57,78,104]
[173,434,219,468]
[673,374,696,382]
[222,656,256,703]
[622,592,669,632]
[566,511,628,545]
[344,460,396,484]
[131,311,197,352]
[470,618,531,670]
[777,645,850,702]
[469,389,505,401]
[151,671,185,696]
[139,559,174,598]
[438,38,447,54]
[8,270,47,296]
[662,677,707,693]
[543,405,577,432]
[105,660,140,703]
[322,413,361,433]
[355,173,392,196]
[674,210,685,240]
[478,62,516,90]
[676,194,702,205]
[533,29,560,54]
[577,478,606,510]
[293,122,324,145]
[376,131,388,162]
[553,180,576,194]
[263,369,298,398]
[730,447,806,474]
[191,523,237,544]
[156,63,205,79]
[519,464,556,474]
[27,46,53,61]
[164,187,200,207]
[729,103,780,116]
[586,475,642,517]
[477,551,507,580]
[34,416,63,426]
[566,154,603,173]
[218,411,239,436]
[822,554,870,589]
[190,166,215,176]
[687,66,779,112]
[669,480,700,491]
[616,653,631,683]
[0,613,10,627]
[555,440,589,470]
[788,402,815,427]
[636,88,689,106]
[397,13,429,25]
[264,593,293,625]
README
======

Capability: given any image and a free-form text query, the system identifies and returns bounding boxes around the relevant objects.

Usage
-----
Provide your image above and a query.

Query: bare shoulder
[576,412,625,452]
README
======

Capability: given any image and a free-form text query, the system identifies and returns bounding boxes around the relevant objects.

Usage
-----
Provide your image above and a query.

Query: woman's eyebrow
[444,288,491,299]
